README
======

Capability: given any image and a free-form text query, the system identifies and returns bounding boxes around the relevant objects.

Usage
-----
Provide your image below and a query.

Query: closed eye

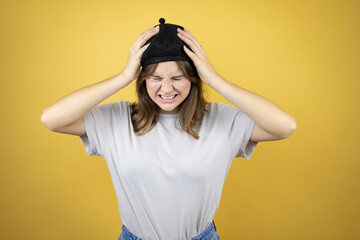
[172,76,185,80]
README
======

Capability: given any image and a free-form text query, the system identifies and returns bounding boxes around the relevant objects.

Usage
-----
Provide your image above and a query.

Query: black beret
[141,18,195,70]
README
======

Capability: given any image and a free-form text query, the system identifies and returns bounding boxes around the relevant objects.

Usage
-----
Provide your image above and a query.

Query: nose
[160,79,174,92]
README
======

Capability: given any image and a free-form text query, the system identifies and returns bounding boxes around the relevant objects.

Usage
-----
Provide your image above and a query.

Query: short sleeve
[217,102,258,159]
[79,100,129,156]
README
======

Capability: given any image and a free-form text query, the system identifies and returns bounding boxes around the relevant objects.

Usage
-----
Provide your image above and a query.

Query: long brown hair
[130,61,208,139]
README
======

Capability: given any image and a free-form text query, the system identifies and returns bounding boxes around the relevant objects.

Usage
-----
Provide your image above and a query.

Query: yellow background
[1,0,359,239]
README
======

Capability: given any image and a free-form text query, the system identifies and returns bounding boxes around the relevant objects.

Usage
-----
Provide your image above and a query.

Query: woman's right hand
[121,26,160,82]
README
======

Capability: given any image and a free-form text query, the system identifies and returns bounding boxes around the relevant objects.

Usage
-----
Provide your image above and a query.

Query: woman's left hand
[177,28,221,86]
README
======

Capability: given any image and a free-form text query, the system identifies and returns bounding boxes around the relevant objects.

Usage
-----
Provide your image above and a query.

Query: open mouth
[158,94,178,103]
[159,94,177,100]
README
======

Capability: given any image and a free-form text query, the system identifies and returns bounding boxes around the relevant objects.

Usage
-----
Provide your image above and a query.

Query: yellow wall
[1,0,359,239]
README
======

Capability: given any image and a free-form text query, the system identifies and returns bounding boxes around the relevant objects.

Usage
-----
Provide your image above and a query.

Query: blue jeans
[118,220,219,240]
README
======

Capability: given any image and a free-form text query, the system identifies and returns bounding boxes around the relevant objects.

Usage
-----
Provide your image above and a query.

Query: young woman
[41,19,296,240]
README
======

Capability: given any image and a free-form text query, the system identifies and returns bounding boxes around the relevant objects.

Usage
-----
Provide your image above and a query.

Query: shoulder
[88,100,131,120]
[206,102,241,116]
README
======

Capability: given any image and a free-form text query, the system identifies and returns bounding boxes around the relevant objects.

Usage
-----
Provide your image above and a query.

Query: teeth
[160,95,176,99]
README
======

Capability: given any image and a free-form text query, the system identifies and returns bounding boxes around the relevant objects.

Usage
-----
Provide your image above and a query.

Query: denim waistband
[119,220,217,240]
[191,220,217,240]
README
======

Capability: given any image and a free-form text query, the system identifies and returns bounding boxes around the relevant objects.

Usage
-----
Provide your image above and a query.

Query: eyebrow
[151,74,185,78]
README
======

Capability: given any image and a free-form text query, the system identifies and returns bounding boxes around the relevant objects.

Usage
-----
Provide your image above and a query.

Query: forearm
[41,71,132,131]
[209,76,296,138]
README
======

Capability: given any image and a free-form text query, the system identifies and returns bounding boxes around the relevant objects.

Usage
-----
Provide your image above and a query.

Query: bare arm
[210,77,296,139]
[177,27,296,141]
[41,25,160,136]
[40,72,131,133]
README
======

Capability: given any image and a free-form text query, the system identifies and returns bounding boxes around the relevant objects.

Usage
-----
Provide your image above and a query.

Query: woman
[41,18,296,240]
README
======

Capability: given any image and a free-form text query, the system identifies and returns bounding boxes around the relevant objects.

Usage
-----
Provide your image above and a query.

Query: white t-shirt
[79,100,258,240]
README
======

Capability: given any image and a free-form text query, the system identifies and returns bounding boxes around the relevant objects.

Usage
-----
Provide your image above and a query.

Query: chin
[156,103,180,113]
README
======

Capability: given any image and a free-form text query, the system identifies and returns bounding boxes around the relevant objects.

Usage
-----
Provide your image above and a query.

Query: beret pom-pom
[159,18,165,24]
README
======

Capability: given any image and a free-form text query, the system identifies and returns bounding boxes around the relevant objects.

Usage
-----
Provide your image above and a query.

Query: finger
[183,45,196,60]
[177,30,203,56]
[177,28,204,54]
[183,28,192,34]
[134,26,159,49]
[183,28,203,50]
[140,42,151,53]
[178,28,199,45]
[136,26,159,47]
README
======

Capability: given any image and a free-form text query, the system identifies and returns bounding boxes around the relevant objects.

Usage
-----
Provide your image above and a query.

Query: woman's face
[145,61,191,114]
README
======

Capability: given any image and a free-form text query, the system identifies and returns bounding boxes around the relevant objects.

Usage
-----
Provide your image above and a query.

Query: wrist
[118,71,136,85]
[207,74,227,91]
